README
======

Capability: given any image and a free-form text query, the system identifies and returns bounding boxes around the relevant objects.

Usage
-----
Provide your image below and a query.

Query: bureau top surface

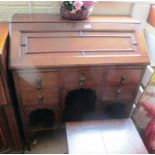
[10,14,150,69]
[12,14,141,23]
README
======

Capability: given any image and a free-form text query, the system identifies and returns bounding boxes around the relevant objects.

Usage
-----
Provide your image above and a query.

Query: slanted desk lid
[10,15,150,69]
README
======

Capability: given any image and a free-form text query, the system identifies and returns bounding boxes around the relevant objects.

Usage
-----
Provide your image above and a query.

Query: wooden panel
[0,23,22,153]
[0,125,9,153]
[4,106,22,152]
[21,88,59,106]
[0,108,11,153]
[0,77,7,105]
[22,32,136,54]
[0,23,10,106]
[66,119,148,154]
[18,71,58,90]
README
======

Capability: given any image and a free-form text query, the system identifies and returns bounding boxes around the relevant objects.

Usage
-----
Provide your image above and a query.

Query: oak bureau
[9,14,150,147]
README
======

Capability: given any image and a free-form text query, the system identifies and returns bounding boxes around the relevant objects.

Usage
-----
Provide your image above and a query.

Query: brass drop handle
[120,74,126,85]
[116,88,121,98]
[79,76,86,86]
[35,77,43,90]
[37,94,44,104]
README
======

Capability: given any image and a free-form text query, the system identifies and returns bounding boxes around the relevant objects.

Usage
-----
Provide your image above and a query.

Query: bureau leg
[23,136,30,151]
[27,142,31,151]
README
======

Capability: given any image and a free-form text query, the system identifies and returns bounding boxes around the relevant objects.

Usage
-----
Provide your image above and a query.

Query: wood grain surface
[9,15,149,149]
[10,15,149,69]
[0,22,22,153]
[0,23,8,55]
[11,14,141,23]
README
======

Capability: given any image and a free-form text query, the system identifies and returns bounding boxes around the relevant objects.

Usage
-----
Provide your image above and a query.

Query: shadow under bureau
[9,14,150,148]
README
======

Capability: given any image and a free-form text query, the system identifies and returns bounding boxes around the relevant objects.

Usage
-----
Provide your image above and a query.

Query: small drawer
[21,89,59,106]
[17,71,58,90]
[62,68,104,88]
[106,68,143,86]
[101,86,136,101]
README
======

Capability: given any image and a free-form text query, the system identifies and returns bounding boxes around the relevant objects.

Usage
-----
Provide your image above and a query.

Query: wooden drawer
[17,71,59,90]
[101,86,136,101]
[21,89,59,106]
[106,68,143,86]
[62,68,104,88]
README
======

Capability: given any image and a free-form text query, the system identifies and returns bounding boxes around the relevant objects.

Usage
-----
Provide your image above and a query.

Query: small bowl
[60,5,93,20]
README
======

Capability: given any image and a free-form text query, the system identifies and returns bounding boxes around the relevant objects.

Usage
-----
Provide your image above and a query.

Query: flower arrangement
[63,1,94,12]
[60,1,94,20]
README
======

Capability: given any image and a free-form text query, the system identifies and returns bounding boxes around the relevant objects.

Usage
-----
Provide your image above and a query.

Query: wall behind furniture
[0,1,152,22]
[0,1,134,21]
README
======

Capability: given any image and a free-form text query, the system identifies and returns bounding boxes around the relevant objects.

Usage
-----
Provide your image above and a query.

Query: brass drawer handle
[37,94,44,104]
[120,74,126,85]
[116,88,121,98]
[35,77,43,90]
[79,76,86,86]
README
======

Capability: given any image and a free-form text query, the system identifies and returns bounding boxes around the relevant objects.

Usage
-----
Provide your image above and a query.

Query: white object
[135,86,144,105]
[141,65,154,88]
[145,29,155,66]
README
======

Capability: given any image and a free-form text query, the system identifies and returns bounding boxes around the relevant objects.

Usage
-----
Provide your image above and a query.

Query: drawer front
[106,68,143,86]
[21,89,59,106]
[18,71,59,90]
[62,68,104,88]
[101,86,136,101]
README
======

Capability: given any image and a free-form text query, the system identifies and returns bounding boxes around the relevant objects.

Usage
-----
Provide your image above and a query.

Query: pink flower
[74,1,83,11]
[83,1,94,9]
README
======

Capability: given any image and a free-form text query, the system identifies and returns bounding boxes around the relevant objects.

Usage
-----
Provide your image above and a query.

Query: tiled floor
[24,128,68,154]
[23,122,145,154]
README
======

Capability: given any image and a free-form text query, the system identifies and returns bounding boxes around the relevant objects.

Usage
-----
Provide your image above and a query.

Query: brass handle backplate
[116,88,121,98]
[120,74,126,85]
[37,94,44,104]
[79,76,86,86]
[35,77,43,90]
